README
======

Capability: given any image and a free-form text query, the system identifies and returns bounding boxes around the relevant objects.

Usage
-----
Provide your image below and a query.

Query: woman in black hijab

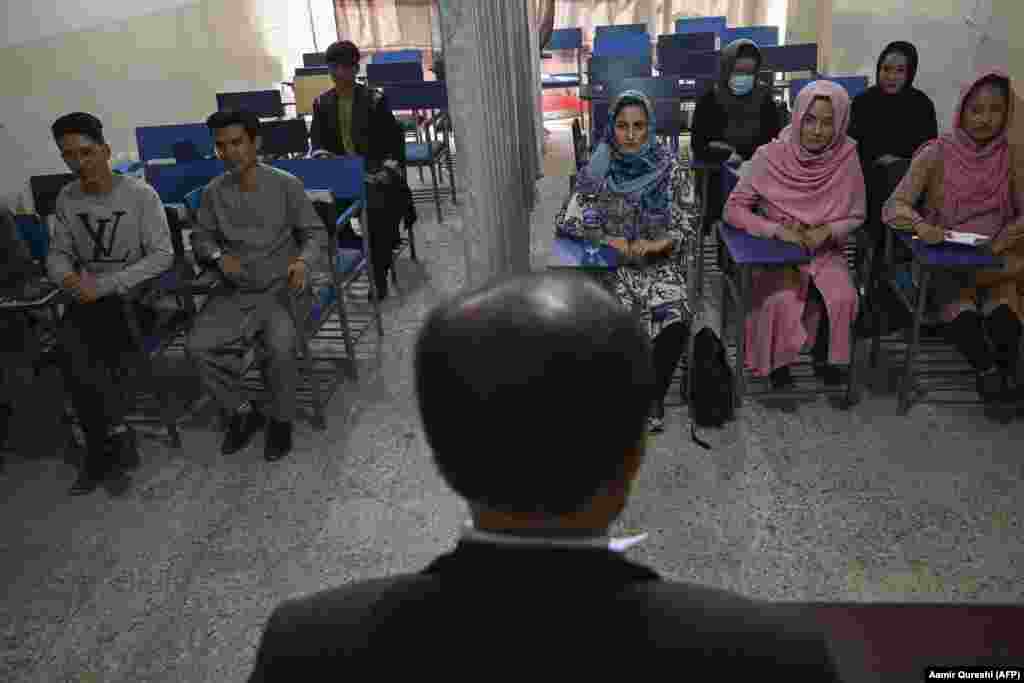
[848,41,938,336]
[849,42,938,231]
[849,42,938,168]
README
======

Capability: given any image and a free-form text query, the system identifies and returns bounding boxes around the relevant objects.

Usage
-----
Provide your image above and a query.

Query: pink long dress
[723,179,861,377]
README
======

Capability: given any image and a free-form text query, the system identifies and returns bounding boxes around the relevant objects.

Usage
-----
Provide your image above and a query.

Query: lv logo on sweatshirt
[76,211,129,262]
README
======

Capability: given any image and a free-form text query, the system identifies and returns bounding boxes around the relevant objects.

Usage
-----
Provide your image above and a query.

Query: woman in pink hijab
[724,80,866,390]
[884,69,1024,411]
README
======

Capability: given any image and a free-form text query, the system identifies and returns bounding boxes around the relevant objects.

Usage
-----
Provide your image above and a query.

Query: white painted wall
[0,0,325,211]
[2,0,198,49]
[831,0,1000,131]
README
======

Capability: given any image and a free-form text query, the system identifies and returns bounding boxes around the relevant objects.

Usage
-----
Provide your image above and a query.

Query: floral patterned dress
[554,153,699,339]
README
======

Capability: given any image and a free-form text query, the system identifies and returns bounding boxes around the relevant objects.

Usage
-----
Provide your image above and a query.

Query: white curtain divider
[440,0,541,288]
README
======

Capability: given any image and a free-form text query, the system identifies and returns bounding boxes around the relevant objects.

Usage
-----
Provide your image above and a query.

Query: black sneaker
[68,471,102,496]
[976,368,1003,404]
[108,427,140,470]
[221,409,267,455]
[102,468,133,497]
[813,362,844,386]
[647,400,665,433]
[264,419,293,462]
[770,366,795,390]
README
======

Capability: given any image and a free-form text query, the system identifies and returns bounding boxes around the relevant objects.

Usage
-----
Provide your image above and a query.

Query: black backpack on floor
[687,326,735,448]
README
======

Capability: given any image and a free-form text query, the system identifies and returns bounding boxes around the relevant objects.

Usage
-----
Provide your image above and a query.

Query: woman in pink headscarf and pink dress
[884,69,1024,412]
[723,80,866,390]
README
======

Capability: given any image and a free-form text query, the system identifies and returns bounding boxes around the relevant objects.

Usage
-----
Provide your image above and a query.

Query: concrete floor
[2,119,1023,682]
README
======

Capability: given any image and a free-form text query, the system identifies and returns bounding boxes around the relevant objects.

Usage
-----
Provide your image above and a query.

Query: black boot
[770,366,795,390]
[650,322,688,433]
[984,304,1023,407]
[944,311,999,402]
[810,308,843,385]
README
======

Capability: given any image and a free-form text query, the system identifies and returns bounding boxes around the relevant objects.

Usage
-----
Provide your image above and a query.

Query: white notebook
[913,230,990,246]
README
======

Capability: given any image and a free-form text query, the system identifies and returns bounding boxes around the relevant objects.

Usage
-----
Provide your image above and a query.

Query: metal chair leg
[429,161,442,222]
[899,268,930,413]
[734,266,750,408]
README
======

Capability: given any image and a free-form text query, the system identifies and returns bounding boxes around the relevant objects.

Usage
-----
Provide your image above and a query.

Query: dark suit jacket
[247,540,844,678]
[309,84,406,172]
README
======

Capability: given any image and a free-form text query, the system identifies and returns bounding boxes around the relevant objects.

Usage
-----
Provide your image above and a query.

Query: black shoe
[648,400,665,433]
[221,409,267,455]
[813,362,844,386]
[108,427,140,470]
[102,468,133,497]
[264,419,293,462]
[69,471,101,496]
[770,366,795,390]
[976,368,1003,404]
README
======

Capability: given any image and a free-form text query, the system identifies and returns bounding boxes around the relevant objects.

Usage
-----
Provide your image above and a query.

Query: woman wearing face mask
[555,91,693,433]
[691,39,783,233]
[724,81,866,390]
[883,70,1024,415]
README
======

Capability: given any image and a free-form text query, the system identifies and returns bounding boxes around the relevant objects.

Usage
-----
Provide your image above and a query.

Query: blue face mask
[729,73,755,96]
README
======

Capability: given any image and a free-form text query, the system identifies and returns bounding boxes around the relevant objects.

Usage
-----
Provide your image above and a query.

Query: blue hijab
[579,90,673,220]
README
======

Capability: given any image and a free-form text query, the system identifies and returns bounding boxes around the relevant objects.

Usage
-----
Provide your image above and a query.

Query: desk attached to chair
[879,227,1004,413]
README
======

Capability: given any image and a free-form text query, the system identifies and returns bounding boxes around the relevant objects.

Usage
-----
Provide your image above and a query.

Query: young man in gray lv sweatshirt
[187,109,322,463]
[48,112,174,496]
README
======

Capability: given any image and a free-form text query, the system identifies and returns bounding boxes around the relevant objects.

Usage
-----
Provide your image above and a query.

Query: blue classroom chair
[380,81,454,222]
[721,25,779,47]
[594,23,647,37]
[372,50,423,64]
[675,16,727,37]
[172,157,383,430]
[543,27,584,91]
[135,123,214,163]
[593,31,651,59]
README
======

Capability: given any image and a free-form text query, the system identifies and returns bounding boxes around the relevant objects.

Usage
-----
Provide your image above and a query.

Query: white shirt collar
[461,520,647,553]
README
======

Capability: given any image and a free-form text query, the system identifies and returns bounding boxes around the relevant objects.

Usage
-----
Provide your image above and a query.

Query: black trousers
[336,180,413,294]
[57,297,152,478]
[652,322,689,404]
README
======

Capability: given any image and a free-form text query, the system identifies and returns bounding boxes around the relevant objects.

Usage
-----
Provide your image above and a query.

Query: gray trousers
[187,288,302,422]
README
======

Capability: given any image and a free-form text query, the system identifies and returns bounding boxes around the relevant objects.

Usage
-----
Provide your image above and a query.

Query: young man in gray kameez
[187,109,323,462]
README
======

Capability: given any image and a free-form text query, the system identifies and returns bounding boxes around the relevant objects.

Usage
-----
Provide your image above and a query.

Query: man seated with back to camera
[246,271,843,677]
[309,39,416,300]
[48,112,175,496]
[187,109,324,463]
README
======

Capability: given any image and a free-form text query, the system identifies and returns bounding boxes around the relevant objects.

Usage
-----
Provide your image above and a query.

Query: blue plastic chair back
[146,159,224,204]
[593,32,651,59]
[271,157,366,206]
[136,123,214,163]
[657,46,718,77]
[790,76,869,103]
[372,50,423,63]
[595,23,647,37]
[366,62,425,86]
[721,26,779,47]
[675,16,726,36]
[14,215,49,260]
[760,44,818,73]
[215,90,284,119]
[548,27,583,50]
[658,32,716,53]
[380,81,448,111]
